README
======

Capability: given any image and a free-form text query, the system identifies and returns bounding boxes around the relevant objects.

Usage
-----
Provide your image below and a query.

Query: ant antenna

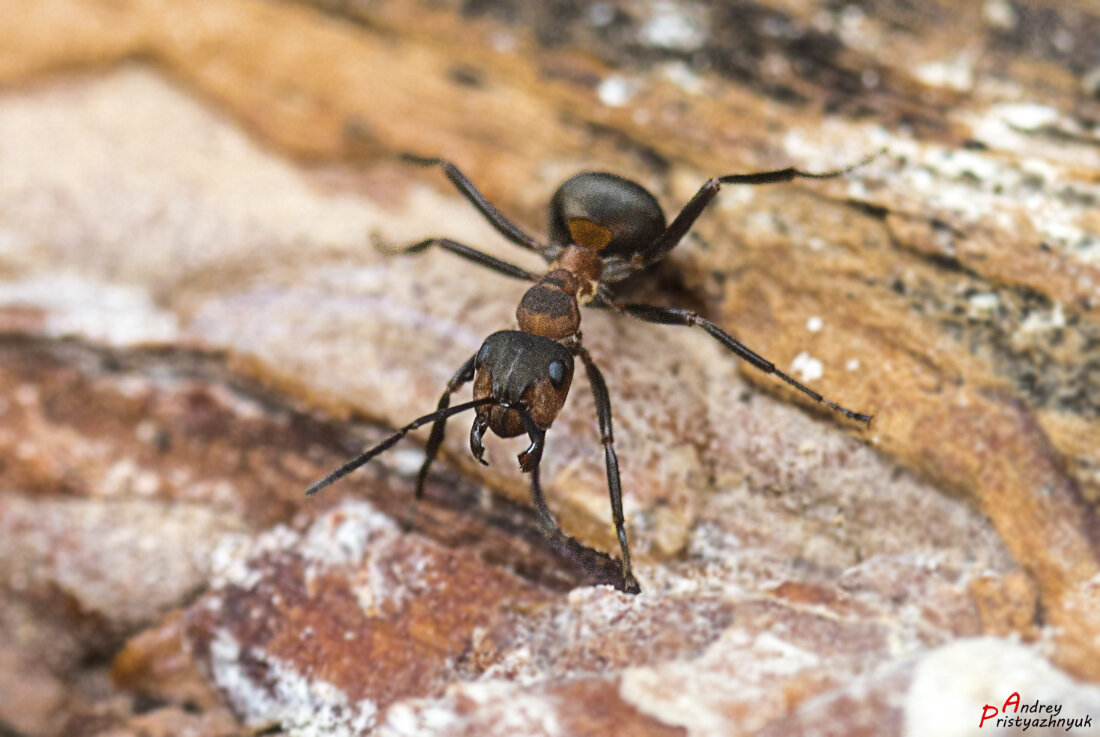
[711,147,888,186]
[306,397,493,496]
[795,146,888,179]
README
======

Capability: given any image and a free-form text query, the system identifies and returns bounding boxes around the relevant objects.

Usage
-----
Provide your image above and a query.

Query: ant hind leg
[639,149,886,268]
[574,344,640,594]
[610,302,872,425]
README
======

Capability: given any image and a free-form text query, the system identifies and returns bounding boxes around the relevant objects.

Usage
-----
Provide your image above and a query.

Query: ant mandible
[307,151,881,594]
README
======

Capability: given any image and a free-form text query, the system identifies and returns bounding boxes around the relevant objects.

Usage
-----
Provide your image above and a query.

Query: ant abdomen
[548,172,666,259]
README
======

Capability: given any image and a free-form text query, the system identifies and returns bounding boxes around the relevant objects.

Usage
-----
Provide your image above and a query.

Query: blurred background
[1,1,1099,735]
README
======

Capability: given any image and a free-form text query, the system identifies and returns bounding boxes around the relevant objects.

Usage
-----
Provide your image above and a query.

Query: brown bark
[2,1,1100,735]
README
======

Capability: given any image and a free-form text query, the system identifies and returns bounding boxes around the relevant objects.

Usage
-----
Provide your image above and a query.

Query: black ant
[307,151,881,594]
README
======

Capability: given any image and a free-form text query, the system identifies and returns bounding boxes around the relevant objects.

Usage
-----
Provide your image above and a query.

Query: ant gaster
[307,151,881,594]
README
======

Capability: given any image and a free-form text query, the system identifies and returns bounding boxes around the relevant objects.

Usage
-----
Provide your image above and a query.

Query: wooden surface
[2,1,1099,735]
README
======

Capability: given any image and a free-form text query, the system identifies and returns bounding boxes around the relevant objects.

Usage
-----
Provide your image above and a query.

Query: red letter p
[979,705,998,728]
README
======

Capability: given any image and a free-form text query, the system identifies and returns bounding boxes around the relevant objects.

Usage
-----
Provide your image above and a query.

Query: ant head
[472,330,574,438]
[547,172,666,260]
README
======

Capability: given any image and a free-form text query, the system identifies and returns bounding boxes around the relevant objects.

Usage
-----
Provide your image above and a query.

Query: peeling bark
[2,1,1100,735]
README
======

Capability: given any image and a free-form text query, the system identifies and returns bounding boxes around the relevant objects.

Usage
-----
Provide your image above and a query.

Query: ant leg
[374,234,536,283]
[527,459,560,534]
[414,354,479,505]
[640,149,885,267]
[394,354,478,530]
[528,463,640,594]
[515,409,564,539]
[402,155,548,255]
[609,302,872,425]
[520,403,641,594]
[574,344,640,594]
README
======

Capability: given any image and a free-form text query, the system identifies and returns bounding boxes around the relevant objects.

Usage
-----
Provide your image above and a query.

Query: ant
[307,151,881,594]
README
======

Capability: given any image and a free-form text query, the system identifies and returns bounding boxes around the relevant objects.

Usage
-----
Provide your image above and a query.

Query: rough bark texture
[2,1,1100,735]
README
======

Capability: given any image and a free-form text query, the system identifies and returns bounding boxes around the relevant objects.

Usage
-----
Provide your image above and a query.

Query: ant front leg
[411,353,477,513]
[575,344,639,594]
[402,155,549,256]
[515,409,566,543]
[610,302,872,425]
[521,406,640,595]
[526,462,560,535]
[529,465,641,594]
[640,150,885,267]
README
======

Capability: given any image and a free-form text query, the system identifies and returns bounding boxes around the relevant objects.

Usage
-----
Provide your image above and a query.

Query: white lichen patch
[210,629,378,737]
[461,681,565,735]
[970,103,1096,165]
[1018,302,1066,333]
[100,458,162,497]
[1072,240,1100,266]
[995,103,1061,132]
[209,529,291,591]
[639,1,707,52]
[377,681,564,737]
[597,75,640,107]
[210,497,437,629]
[659,61,707,95]
[966,291,1000,318]
[982,0,1017,29]
[835,4,877,53]
[790,351,824,382]
[378,700,463,737]
[915,52,976,92]
[298,500,400,570]
[209,499,418,617]
[784,118,1100,276]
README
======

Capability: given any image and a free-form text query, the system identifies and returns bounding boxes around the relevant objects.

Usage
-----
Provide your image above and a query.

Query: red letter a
[980,705,999,727]
[1004,692,1021,713]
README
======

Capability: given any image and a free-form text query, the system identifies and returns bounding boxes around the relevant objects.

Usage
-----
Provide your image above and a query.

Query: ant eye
[476,343,491,367]
[548,360,567,388]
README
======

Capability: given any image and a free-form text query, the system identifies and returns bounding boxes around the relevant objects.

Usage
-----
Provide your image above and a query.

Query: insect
[306,152,880,593]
